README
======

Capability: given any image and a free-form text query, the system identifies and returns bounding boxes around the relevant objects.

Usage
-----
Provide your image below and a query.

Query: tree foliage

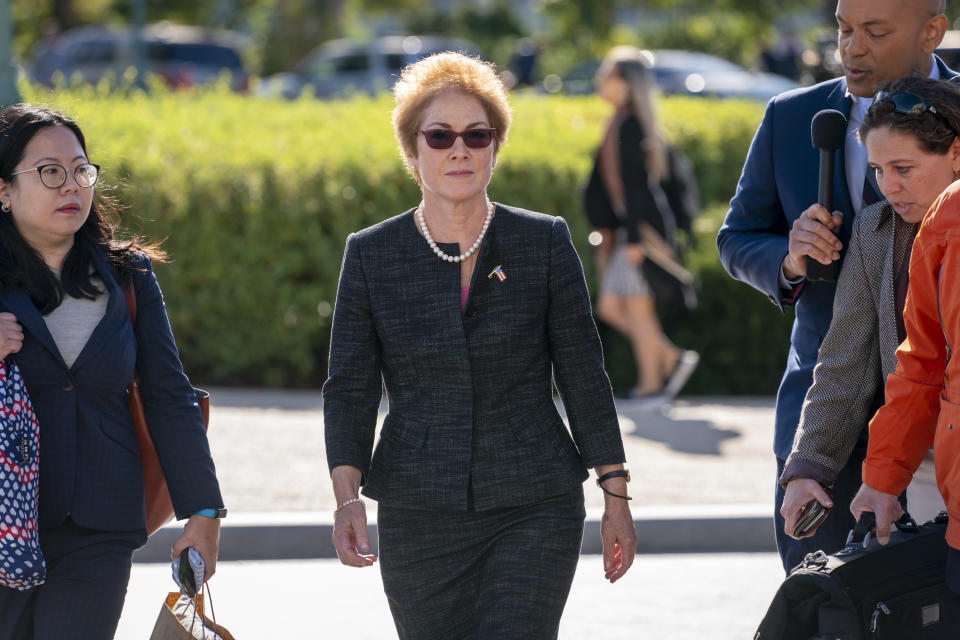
[13,0,960,79]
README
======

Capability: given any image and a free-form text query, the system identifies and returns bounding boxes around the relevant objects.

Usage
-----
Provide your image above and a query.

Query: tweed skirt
[377,487,586,640]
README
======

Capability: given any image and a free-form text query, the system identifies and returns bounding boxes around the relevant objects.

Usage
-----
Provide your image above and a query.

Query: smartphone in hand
[793,499,830,538]
[171,547,205,598]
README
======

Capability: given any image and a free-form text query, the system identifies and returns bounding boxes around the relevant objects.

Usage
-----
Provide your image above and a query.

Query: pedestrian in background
[584,45,699,406]
[780,76,960,539]
[323,51,637,639]
[0,104,224,640]
[717,0,954,572]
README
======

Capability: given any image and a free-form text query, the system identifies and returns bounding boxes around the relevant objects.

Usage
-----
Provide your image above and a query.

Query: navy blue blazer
[323,204,626,511]
[2,250,222,532]
[716,59,957,460]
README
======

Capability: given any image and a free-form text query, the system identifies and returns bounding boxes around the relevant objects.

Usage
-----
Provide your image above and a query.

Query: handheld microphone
[807,109,847,281]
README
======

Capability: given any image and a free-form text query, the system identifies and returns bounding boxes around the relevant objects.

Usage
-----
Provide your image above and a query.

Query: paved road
[202,390,778,513]
[116,392,787,638]
[119,553,785,639]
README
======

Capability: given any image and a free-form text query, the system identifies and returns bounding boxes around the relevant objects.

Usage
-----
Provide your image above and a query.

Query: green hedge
[19,82,793,393]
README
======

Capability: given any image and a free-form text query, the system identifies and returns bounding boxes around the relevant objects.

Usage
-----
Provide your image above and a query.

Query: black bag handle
[847,510,923,551]
[850,511,877,545]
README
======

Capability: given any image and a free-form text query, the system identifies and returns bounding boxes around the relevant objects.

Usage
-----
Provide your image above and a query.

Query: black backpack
[660,145,701,234]
[754,512,952,639]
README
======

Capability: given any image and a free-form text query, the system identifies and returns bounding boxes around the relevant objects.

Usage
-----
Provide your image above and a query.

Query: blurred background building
[7,0,960,394]
[9,0,960,101]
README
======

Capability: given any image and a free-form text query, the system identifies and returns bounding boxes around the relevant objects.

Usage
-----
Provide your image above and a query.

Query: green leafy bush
[19,83,792,393]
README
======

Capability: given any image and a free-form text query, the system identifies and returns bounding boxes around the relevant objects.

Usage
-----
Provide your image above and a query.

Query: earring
[1,202,9,213]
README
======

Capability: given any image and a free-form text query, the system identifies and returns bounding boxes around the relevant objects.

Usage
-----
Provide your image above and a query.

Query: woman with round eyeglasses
[0,104,224,640]
[780,76,960,552]
[323,52,637,638]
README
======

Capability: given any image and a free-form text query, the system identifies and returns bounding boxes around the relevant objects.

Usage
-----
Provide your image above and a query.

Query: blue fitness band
[193,508,227,519]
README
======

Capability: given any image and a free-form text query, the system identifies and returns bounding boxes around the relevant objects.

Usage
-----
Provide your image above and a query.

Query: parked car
[558,49,798,101]
[936,30,960,71]
[30,23,249,91]
[260,35,480,99]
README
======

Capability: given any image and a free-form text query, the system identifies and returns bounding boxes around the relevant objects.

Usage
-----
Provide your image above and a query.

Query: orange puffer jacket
[863,180,960,549]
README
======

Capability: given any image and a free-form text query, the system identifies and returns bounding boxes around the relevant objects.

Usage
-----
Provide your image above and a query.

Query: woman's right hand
[330,465,376,567]
[781,477,833,539]
[332,501,376,567]
[0,313,24,359]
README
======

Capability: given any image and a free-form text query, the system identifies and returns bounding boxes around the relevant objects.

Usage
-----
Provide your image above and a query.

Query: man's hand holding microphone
[784,108,849,282]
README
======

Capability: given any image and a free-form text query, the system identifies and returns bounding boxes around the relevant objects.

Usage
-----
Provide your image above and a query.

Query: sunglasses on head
[873,91,960,139]
[419,128,496,150]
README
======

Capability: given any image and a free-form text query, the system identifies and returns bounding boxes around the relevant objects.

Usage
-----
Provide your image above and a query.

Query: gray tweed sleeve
[781,215,882,486]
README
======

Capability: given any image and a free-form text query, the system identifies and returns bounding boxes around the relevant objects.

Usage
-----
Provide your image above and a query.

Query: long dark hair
[0,104,165,313]
[860,76,960,155]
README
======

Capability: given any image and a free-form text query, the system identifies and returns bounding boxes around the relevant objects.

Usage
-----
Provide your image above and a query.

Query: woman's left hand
[171,515,221,584]
[623,243,646,265]
[600,498,637,583]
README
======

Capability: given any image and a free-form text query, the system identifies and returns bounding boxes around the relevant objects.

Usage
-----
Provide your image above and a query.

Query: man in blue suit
[717,0,955,572]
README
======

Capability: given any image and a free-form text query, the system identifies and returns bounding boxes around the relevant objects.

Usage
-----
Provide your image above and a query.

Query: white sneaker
[624,390,671,412]
[662,350,700,398]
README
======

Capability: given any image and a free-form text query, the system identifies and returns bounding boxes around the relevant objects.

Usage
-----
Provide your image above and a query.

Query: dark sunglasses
[873,91,960,138]
[419,128,496,150]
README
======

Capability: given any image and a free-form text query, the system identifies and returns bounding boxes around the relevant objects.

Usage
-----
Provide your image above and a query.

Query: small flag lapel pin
[488,265,507,282]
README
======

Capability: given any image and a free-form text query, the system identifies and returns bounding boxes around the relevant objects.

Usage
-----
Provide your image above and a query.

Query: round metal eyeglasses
[9,163,100,189]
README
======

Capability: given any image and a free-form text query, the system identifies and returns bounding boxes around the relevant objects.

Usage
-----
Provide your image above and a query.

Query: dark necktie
[862,165,882,208]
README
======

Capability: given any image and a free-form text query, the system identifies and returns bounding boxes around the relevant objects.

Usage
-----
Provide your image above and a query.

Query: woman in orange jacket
[850,87,960,621]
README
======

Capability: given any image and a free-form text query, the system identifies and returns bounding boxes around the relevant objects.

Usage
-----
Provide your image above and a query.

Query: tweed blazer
[781,201,906,484]
[323,203,626,511]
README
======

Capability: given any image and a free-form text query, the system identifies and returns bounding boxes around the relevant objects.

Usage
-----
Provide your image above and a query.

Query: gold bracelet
[334,497,364,519]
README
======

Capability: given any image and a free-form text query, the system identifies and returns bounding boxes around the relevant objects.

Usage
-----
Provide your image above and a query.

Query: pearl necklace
[416,201,494,263]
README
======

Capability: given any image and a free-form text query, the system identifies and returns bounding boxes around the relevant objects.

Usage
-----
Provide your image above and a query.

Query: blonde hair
[597,45,669,181]
[393,52,512,183]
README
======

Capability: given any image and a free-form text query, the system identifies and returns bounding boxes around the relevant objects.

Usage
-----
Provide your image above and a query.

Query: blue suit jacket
[716,59,958,461]
[2,250,223,531]
[323,204,626,511]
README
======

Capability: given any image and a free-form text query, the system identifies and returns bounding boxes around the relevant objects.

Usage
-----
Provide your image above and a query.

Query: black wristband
[596,469,631,500]
[596,469,630,485]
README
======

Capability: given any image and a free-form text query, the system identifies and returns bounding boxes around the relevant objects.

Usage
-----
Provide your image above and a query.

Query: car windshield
[651,51,742,73]
[147,43,242,68]
[69,40,117,64]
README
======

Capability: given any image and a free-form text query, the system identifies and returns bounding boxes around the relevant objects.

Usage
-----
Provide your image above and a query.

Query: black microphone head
[811,109,847,151]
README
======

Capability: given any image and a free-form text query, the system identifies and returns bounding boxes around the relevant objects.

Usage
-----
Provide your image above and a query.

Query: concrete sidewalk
[135,391,780,562]
[119,553,785,639]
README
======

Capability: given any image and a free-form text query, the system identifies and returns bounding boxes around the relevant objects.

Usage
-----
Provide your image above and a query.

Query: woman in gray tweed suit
[780,76,960,539]
[322,52,637,639]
